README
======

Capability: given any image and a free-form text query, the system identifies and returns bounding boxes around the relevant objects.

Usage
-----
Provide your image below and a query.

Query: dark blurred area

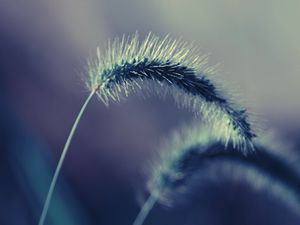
[0,0,300,224]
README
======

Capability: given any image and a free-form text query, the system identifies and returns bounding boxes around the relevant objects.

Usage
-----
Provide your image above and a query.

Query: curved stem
[132,193,158,225]
[38,90,96,225]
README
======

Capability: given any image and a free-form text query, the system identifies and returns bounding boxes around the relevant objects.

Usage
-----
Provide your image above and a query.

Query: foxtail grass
[132,125,300,225]
[87,32,256,151]
[39,32,256,225]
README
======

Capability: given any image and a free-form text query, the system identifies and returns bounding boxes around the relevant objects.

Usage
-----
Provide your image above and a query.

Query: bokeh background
[1,0,300,224]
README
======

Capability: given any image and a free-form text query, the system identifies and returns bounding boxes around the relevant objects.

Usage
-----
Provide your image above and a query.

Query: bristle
[87,32,256,151]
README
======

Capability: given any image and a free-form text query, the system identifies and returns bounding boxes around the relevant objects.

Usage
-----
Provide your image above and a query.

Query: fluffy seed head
[87,32,256,151]
[147,124,300,213]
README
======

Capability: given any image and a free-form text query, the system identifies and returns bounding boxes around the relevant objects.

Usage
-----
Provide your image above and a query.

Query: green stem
[132,193,158,225]
[38,90,96,225]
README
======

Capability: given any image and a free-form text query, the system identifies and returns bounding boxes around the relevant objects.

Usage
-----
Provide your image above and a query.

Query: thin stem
[132,193,158,225]
[38,90,96,225]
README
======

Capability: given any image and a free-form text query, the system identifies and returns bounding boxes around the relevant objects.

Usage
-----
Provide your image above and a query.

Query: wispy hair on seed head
[87,32,256,152]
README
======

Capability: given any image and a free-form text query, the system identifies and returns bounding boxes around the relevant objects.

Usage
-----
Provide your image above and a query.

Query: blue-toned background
[1,1,300,224]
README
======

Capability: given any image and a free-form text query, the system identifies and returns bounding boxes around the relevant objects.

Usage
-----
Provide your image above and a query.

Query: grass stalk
[132,193,158,225]
[38,88,97,225]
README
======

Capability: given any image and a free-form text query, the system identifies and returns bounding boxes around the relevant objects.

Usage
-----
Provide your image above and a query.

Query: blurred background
[1,0,300,224]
